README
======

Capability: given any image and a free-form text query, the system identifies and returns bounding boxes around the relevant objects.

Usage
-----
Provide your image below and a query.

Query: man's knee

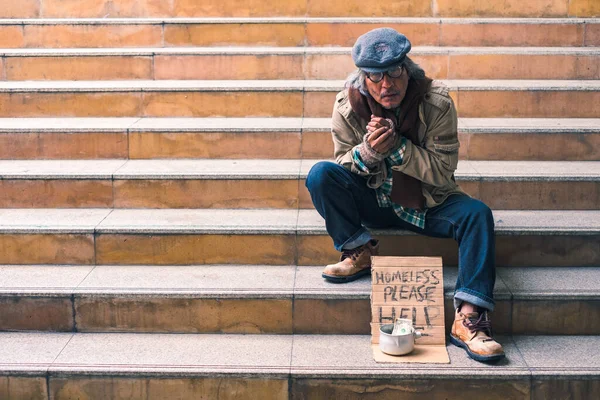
[306,161,343,191]
[469,199,494,225]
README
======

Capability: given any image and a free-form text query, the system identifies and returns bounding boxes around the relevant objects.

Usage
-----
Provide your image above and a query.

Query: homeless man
[305,28,504,362]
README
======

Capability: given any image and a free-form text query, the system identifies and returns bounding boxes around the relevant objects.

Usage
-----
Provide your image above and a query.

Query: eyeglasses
[365,65,406,83]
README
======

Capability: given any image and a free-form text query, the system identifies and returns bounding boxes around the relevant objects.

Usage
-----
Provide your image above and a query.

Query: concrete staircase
[0,1,599,399]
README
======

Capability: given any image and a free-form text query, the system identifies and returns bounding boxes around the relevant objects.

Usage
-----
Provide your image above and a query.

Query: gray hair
[344,56,426,96]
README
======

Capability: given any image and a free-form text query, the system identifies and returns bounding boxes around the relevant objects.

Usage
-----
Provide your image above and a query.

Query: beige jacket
[332,80,465,209]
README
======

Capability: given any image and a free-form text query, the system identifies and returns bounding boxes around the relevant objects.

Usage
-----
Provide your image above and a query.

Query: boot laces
[340,246,364,262]
[463,312,494,341]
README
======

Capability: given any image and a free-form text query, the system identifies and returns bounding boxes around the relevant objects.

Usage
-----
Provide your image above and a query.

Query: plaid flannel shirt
[352,136,426,229]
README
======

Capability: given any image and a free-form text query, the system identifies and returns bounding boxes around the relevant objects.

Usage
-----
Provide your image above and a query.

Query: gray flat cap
[352,28,411,73]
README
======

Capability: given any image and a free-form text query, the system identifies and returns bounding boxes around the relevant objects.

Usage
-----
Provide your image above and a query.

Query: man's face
[365,66,409,109]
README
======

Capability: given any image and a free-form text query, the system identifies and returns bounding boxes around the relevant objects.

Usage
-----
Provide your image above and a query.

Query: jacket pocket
[433,141,460,155]
[432,140,460,170]
[433,133,456,144]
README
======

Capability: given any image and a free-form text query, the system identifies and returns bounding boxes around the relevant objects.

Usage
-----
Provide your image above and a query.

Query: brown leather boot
[322,239,379,283]
[450,308,505,362]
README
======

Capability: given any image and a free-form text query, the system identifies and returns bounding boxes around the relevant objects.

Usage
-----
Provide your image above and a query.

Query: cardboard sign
[371,256,445,345]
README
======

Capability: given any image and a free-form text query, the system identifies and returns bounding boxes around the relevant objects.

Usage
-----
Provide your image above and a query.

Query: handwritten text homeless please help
[371,257,445,345]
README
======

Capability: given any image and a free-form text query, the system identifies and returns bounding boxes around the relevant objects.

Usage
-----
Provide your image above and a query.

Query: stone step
[0,208,597,267]
[0,265,598,336]
[0,331,598,400]
[0,80,599,118]
[0,159,597,210]
[2,0,598,18]
[3,47,600,80]
[2,117,599,161]
[1,17,600,48]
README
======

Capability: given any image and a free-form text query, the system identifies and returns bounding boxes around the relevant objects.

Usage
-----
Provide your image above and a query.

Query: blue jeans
[306,161,496,311]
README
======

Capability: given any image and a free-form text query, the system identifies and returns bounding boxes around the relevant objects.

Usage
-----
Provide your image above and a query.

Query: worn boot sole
[449,334,506,363]
[322,268,371,283]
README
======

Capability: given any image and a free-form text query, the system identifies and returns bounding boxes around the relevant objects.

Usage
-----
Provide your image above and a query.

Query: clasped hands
[366,115,396,154]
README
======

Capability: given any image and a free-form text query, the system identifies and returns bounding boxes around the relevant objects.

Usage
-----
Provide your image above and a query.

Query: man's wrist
[359,134,386,167]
